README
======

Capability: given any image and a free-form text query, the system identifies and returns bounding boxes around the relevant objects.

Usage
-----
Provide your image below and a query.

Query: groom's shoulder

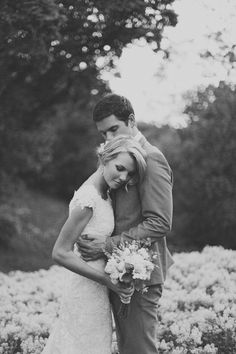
[144,139,161,155]
[143,138,168,163]
[142,138,172,176]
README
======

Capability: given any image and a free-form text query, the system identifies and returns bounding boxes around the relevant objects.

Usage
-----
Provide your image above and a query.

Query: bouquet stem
[118,289,132,319]
[118,302,130,319]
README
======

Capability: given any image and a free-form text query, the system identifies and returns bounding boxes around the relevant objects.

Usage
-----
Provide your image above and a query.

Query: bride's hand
[104,275,134,300]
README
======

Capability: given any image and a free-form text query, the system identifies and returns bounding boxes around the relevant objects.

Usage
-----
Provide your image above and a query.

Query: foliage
[0,204,23,248]
[39,103,100,199]
[139,82,236,250]
[0,0,65,181]
[0,246,235,353]
[0,187,67,272]
[0,0,177,197]
[167,82,236,249]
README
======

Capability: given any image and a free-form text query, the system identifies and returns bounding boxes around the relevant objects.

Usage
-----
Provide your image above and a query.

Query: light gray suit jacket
[106,133,174,284]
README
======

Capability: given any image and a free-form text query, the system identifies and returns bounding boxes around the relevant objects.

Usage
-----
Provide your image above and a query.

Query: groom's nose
[105,131,114,141]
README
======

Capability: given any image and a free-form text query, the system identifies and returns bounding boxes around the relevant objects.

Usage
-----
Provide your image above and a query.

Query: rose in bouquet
[104,238,157,311]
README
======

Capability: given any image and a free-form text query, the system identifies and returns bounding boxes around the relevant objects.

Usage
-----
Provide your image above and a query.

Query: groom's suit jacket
[107,133,174,285]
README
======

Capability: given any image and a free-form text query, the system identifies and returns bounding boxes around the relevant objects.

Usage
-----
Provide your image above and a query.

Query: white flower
[203,343,218,353]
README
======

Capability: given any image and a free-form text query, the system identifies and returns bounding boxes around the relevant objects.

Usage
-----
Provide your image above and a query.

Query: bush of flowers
[0,246,236,354]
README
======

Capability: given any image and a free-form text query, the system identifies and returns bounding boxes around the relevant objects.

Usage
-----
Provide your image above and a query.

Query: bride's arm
[52,206,133,298]
[52,206,100,280]
[52,206,107,284]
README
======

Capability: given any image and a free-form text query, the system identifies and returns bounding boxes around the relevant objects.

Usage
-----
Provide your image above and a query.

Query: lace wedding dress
[42,184,114,354]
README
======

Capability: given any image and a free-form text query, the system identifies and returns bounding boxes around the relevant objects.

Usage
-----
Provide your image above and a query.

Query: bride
[42,135,147,354]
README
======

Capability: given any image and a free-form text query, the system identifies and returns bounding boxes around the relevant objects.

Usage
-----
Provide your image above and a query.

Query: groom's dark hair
[93,94,134,124]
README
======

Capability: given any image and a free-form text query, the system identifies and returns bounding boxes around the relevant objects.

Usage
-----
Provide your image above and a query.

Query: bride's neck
[88,167,108,199]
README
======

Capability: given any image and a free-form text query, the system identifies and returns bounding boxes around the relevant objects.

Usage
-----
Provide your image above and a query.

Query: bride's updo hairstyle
[97,136,147,185]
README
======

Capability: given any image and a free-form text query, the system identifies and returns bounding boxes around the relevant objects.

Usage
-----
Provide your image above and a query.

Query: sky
[102,0,236,126]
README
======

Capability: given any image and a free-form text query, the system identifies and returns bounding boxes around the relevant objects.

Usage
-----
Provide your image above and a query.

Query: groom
[78,94,174,354]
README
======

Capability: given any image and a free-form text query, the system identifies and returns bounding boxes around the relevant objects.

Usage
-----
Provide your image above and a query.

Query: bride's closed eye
[116,165,125,172]
[116,165,135,177]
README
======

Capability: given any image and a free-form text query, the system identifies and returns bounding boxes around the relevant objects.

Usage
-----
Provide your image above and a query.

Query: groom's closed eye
[100,126,119,139]
[109,126,119,132]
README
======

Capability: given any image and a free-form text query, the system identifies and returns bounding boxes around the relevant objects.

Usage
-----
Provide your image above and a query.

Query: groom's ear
[128,113,135,127]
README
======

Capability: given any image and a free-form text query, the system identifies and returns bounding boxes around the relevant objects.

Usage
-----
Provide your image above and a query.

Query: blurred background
[0,0,235,272]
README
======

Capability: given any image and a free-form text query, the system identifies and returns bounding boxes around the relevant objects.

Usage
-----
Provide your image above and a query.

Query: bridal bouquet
[104,238,157,307]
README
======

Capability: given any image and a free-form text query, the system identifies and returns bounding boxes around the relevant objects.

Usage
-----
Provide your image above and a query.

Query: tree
[0,0,177,197]
[171,82,236,249]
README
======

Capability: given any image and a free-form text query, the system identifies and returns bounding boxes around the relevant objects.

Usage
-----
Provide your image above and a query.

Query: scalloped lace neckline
[82,183,109,201]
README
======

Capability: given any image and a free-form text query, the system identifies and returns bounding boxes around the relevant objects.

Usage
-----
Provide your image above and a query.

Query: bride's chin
[109,181,121,190]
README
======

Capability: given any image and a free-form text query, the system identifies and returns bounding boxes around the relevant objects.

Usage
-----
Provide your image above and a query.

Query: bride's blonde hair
[97,136,147,185]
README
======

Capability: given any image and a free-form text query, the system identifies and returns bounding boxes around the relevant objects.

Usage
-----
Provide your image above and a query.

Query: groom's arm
[105,150,173,252]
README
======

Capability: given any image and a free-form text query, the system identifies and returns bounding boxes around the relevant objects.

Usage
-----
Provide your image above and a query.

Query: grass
[0,187,67,273]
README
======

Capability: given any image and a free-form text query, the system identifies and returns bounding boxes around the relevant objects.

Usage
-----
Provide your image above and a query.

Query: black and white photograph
[0,0,236,353]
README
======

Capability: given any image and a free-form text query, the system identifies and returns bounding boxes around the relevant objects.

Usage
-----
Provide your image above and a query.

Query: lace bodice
[69,184,114,239]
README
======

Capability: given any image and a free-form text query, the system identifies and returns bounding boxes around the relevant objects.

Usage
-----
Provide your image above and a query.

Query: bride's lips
[113,180,123,187]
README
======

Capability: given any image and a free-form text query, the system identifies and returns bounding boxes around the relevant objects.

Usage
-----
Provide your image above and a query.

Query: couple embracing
[42,94,174,354]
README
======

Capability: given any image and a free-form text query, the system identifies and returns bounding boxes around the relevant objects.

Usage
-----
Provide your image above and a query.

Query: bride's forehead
[112,152,135,167]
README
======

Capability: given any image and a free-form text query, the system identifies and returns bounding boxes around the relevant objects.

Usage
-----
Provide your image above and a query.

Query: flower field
[0,246,236,354]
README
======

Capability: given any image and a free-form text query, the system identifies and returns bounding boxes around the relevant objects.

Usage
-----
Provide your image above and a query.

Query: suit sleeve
[105,151,173,251]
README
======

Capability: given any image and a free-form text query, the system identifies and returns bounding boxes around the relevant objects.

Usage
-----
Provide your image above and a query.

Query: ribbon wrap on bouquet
[118,265,134,318]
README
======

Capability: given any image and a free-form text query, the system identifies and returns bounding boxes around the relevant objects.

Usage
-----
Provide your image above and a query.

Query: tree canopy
[0,0,177,197]
[168,82,236,249]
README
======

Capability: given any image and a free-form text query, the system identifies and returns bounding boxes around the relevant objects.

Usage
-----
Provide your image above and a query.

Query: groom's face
[96,114,132,142]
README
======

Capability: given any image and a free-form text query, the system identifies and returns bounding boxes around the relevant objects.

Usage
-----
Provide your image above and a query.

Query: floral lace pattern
[42,184,114,354]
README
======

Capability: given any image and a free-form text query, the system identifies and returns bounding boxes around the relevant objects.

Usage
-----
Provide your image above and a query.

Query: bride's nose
[119,171,128,182]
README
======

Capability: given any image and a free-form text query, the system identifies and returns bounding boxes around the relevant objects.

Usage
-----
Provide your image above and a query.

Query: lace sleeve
[69,185,98,213]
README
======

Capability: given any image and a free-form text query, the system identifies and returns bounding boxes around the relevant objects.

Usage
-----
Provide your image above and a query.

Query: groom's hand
[77,235,105,261]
